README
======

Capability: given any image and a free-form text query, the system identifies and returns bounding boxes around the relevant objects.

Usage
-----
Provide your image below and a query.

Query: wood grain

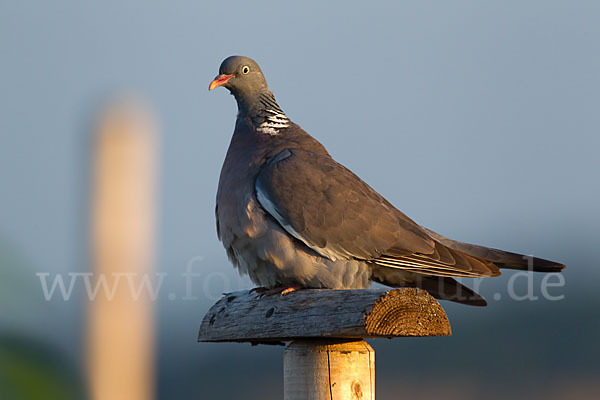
[284,340,374,400]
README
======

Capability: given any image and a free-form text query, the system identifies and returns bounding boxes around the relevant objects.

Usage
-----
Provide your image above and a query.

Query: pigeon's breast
[215,163,296,286]
[216,176,372,289]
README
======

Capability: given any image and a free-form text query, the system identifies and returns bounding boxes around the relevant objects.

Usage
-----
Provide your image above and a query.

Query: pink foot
[252,285,302,297]
[280,286,299,296]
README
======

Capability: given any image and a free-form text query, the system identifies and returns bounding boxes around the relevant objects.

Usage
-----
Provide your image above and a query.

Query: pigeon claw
[253,285,302,298]
[249,287,269,294]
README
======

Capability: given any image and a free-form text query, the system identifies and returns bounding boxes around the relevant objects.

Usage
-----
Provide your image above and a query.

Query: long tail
[372,229,565,306]
[422,228,566,273]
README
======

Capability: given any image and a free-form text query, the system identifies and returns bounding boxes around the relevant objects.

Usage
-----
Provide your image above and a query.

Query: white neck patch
[257,109,290,136]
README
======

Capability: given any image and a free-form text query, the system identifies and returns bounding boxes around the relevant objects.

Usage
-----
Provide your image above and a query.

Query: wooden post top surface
[198,288,451,343]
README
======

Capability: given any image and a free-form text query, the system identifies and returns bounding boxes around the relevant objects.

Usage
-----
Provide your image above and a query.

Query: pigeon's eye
[241,65,250,75]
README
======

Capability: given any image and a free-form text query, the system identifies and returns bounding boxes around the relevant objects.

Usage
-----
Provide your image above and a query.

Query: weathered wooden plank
[198,288,451,342]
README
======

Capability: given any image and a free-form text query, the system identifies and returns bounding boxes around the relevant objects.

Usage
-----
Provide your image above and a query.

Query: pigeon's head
[209,56,268,100]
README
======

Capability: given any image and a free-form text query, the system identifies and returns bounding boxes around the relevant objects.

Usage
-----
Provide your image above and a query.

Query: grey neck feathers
[237,91,291,136]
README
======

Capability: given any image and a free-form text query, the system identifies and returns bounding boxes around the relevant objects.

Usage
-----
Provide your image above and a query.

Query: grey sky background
[1,1,599,399]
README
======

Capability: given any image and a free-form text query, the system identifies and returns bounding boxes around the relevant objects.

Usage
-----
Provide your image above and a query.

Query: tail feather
[422,228,566,273]
[415,276,487,307]
[370,228,564,306]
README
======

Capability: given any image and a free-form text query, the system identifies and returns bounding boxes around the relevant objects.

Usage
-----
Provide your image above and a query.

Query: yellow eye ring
[241,65,250,74]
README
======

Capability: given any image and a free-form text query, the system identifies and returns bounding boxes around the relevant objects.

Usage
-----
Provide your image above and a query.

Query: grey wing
[255,149,434,260]
[255,149,500,278]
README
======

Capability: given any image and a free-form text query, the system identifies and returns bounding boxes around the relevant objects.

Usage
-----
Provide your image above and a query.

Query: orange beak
[209,74,234,91]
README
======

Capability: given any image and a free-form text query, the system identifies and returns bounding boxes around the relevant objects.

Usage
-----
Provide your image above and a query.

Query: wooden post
[198,288,451,399]
[88,99,157,400]
[284,340,374,400]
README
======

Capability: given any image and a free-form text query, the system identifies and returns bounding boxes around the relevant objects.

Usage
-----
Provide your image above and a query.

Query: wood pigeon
[209,55,564,306]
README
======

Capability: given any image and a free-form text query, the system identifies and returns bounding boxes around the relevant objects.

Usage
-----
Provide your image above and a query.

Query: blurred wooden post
[199,288,451,399]
[88,98,158,400]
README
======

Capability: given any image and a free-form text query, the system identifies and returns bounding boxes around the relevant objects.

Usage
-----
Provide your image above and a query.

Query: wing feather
[256,149,435,261]
[256,148,502,278]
